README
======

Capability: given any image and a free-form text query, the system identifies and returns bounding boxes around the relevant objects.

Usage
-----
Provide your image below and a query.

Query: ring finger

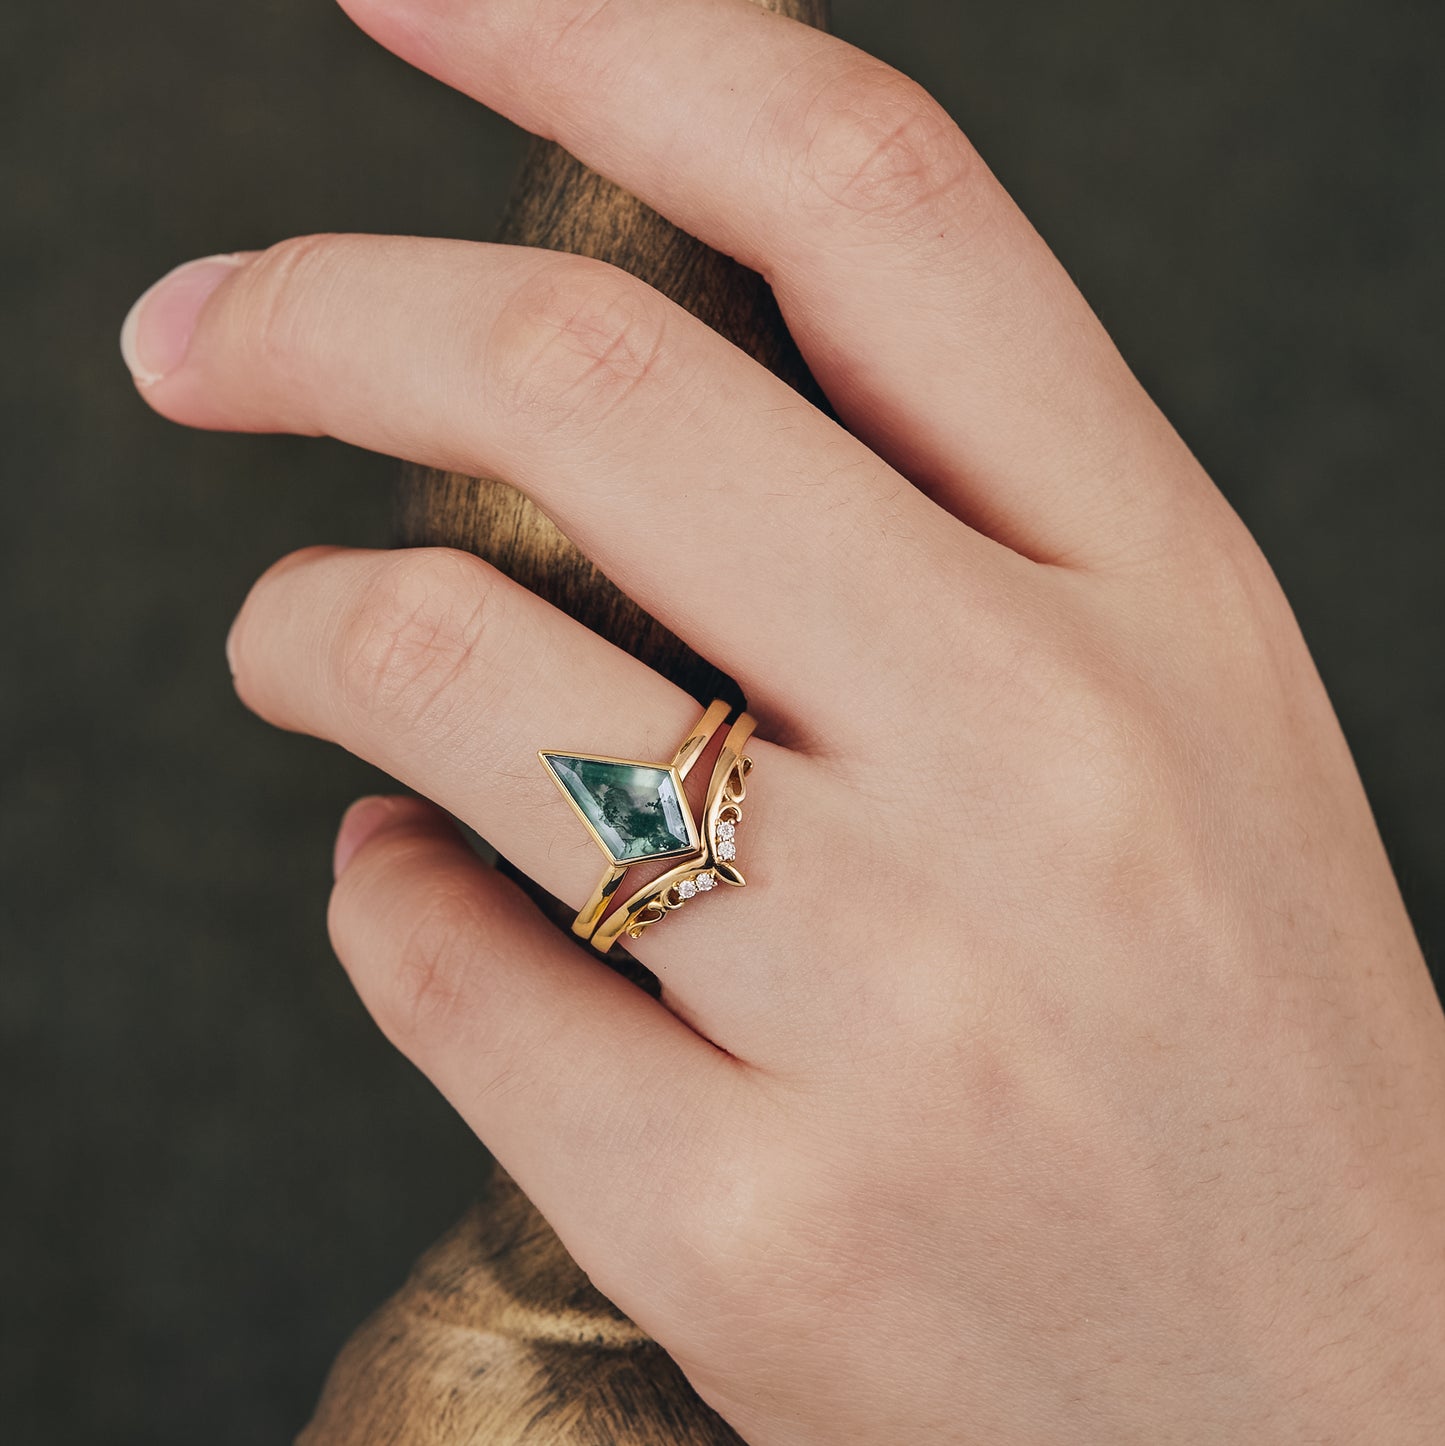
[227,540,843,1052]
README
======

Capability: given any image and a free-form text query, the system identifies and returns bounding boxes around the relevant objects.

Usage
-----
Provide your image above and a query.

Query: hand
[120,0,1445,1440]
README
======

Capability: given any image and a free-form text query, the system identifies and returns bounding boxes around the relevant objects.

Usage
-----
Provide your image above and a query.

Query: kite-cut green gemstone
[542,754,693,863]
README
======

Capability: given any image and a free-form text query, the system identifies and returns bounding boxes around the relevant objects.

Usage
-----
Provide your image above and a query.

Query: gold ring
[539,700,755,952]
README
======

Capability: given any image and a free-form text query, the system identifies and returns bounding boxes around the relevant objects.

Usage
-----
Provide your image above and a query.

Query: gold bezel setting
[539,700,755,952]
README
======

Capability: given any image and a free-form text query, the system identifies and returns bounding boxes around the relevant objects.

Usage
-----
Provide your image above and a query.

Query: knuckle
[236,233,348,375]
[640,1163,774,1324]
[646,1144,874,1378]
[487,258,675,440]
[334,548,505,736]
[531,0,625,62]
[379,884,482,1047]
[1184,513,1296,652]
[328,847,496,1058]
[1021,631,1172,848]
[783,62,977,227]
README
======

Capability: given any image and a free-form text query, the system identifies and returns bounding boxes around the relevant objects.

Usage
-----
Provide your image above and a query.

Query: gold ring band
[539,699,755,952]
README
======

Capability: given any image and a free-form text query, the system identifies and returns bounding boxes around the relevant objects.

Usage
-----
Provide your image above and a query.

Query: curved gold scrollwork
[626,901,670,940]
[594,714,758,954]
[724,755,752,805]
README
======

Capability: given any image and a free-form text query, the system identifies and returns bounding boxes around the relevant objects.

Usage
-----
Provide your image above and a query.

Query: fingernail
[333,796,413,880]
[120,253,246,386]
[224,613,241,678]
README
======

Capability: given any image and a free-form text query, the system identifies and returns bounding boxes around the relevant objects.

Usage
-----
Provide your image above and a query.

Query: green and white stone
[541,753,694,863]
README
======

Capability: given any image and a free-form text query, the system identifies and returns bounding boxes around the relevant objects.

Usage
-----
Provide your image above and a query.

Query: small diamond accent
[695,872,717,892]
[716,820,736,841]
[678,879,698,900]
[717,840,737,861]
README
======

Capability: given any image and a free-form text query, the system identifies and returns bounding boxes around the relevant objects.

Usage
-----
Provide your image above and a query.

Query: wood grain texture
[301,1172,742,1445]
[304,3,829,1439]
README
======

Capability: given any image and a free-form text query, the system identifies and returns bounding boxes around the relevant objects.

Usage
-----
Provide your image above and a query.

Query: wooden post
[302,3,828,1438]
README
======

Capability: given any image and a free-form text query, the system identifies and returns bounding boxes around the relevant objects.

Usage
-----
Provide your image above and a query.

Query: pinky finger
[326,794,743,1312]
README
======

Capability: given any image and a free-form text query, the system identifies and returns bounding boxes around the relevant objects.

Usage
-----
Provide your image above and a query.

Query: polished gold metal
[539,699,732,942]
[590,712,756,954]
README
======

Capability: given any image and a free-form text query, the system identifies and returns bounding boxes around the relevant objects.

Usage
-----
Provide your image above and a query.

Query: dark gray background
[3,1,1441,1441]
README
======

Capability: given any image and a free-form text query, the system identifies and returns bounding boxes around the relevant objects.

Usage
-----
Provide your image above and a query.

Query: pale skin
[118,0,1445,1440]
